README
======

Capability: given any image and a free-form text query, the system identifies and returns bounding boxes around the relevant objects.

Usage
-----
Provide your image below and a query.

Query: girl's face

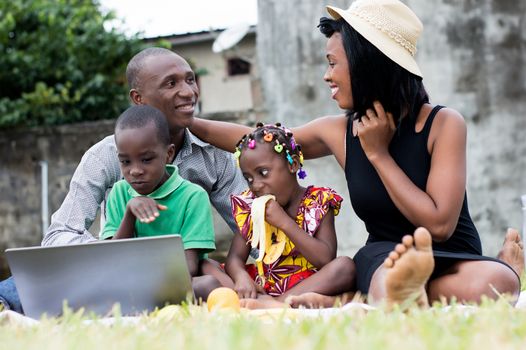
[239,141,298,207]
[323,32,353,110]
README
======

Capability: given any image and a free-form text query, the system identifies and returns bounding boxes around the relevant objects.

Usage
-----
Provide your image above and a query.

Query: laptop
[5,234,194,319]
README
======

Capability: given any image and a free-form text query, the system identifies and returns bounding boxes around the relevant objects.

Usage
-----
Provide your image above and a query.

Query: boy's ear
[166,144,176,164]
[130,89,143,105]
[288,155,300,173]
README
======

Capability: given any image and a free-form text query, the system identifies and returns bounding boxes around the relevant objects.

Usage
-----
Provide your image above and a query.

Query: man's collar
[184,128,209,147]
[176,128,210,160]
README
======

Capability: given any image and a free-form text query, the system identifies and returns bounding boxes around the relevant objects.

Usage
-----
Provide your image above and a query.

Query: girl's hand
[127,197,167,223]
[264,199,292,229]
[234,274,259,299]
[354,101,396,161]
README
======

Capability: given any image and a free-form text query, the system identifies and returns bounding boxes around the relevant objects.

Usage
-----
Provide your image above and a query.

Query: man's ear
[166,144,176,164]
[130,89,143,105]
[289,154,300,173]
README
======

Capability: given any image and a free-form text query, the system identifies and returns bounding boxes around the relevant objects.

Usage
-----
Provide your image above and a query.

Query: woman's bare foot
[240,297,290,310]
[497,228,524,277]
[384,227,435,309]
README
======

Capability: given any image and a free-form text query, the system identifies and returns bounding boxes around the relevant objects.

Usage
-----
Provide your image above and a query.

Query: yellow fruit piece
[156,304,180,319]
[207,287,240,312]
[264,239,286,264]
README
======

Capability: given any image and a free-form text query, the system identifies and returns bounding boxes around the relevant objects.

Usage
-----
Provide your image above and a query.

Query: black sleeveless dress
[346,106,516,293]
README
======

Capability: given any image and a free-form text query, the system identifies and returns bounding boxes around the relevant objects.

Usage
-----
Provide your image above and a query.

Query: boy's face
[132,54,199,131]
[116,123,175,195]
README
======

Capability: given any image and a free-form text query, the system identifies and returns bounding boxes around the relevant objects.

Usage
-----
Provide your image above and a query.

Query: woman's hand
[126,197,167,223]
[354,101,396,161]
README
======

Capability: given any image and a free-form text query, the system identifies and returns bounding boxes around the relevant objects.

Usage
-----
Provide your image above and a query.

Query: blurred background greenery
[0,0,146,129]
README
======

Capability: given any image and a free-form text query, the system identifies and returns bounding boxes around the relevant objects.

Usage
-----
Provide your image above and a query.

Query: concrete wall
[0,121,115,278]
[256,0,526,256]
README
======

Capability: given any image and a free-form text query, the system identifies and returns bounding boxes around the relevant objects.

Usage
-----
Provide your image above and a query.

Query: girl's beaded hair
[234,122,307,179]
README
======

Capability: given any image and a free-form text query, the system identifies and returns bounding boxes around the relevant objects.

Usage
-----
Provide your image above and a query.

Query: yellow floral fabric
[230,186,343,296]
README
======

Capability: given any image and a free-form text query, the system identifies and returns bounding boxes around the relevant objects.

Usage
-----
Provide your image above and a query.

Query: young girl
[226,123,354,308]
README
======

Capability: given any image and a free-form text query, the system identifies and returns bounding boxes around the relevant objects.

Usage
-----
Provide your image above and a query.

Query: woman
[190,0,523,307]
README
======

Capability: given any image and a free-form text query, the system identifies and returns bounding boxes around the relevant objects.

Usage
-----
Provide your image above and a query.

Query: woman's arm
[358,102,466,242]
[190,118,252,152]
[290,115,348,166]
[190,115,349,166]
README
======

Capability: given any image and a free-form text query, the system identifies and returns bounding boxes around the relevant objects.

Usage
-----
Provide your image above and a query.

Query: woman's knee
[481,264,520,296]
[446,261,520,302]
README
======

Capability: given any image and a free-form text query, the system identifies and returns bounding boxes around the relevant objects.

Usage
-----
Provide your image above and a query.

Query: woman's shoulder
[421,105,468,154]
[421,104,465,126]
[419,104,466,136]
[432,106,467,136]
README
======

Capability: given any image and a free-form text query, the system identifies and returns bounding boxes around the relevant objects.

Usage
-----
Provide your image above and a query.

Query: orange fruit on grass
[207,287,240,312]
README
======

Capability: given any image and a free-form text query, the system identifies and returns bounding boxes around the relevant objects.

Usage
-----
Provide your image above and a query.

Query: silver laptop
[5,234,194,319]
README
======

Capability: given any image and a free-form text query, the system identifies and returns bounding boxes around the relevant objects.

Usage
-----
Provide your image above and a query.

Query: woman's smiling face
[323,32,353,110]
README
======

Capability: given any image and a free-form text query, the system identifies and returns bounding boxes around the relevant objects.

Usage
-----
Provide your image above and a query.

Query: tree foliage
[0,0,145,128]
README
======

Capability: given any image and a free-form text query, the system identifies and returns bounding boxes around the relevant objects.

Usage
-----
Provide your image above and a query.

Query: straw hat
[326,0,423,78]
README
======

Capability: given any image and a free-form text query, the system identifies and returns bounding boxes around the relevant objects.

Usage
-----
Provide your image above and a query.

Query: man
[0,48,246,313]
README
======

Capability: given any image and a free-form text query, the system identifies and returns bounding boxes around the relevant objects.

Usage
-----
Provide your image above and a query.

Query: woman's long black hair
[318,17,429,124]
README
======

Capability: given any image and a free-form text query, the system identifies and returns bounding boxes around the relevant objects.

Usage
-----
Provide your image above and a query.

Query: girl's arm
[358,102,466,242]
[225,233,259,299]
[265,200,337,269]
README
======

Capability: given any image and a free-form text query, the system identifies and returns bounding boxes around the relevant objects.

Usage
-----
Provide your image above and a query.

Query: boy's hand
[127,197,167,223]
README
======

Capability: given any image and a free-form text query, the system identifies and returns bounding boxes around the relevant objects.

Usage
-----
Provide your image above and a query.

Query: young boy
[100,105,219,300]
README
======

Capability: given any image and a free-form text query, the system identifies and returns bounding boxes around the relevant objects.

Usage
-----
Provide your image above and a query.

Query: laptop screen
[6,234,193,318]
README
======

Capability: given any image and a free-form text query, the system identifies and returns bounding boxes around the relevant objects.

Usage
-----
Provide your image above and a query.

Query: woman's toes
[395,243,407,254]
[389,251,400,261]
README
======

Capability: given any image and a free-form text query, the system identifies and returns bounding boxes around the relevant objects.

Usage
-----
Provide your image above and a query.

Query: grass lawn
[1,298,526,350]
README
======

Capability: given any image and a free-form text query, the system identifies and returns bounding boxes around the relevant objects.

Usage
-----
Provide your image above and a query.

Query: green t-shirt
[100,165,215,258]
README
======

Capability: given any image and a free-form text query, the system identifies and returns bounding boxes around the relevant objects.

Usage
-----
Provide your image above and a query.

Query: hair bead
[235,122,307,180]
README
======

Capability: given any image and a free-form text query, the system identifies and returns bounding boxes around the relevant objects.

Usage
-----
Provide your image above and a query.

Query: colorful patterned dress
[230,186,343,296]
